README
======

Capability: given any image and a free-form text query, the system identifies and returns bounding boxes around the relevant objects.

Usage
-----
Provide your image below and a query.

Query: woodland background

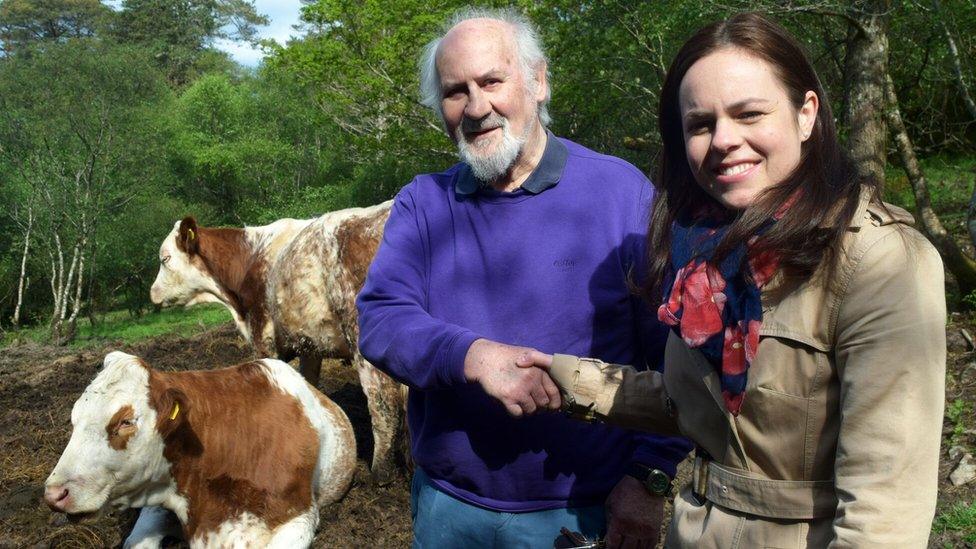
[1,2,975,546]
[0,0,974,343]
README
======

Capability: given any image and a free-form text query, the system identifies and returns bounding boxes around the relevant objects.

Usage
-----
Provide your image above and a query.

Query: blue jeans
[410,468,606,549]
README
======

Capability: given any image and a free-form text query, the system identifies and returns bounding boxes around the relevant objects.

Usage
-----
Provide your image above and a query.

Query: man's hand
[605,475,665,548]
[463,339,561,417]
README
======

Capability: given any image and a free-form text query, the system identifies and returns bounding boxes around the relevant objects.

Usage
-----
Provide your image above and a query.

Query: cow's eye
[160,256,170,265]
[119,418,136,428]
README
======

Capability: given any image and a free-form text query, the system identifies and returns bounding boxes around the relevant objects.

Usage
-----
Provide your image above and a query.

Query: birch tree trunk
[884,71,976,296]
[68,237,87,325]
[50,233,64,323]
[12,205,33,328]
[933,0,976,121]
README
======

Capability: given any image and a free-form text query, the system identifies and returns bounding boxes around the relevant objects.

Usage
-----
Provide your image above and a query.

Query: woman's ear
[798,90,819,142]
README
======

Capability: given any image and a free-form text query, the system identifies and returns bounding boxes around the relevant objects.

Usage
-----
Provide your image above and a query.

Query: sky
[103,0,306,68]
[214,0,306,67]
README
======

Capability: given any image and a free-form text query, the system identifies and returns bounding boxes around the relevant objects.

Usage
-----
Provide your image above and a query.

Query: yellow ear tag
[169,402,180,420]
[187,228,195,240]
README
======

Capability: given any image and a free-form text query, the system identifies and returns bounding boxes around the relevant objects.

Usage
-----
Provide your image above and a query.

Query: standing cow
[44,351,356,547]
[149,202,403,482]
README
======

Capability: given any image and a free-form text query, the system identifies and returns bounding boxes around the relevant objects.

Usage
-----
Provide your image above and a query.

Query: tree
[836,0,976,296]
[0,0,110,56]
[113,0,269,85]
[0,39,174,342]
[268,0,468,203]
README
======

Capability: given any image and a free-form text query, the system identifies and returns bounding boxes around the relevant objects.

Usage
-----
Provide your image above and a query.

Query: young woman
[520,13,946,547]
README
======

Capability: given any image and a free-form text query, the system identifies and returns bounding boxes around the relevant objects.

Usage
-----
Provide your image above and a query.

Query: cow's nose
[43,484,70,511]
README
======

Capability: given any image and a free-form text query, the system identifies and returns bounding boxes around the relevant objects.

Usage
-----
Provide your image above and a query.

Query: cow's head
[150,217,222,307]
[44,352,189,517]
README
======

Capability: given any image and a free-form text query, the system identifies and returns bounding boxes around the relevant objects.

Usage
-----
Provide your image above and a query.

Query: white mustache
[460,114,506,135]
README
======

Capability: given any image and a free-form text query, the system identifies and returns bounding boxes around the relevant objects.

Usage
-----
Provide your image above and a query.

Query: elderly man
[356,8,689,548]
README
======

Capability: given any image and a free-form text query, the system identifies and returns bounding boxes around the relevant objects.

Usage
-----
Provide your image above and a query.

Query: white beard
[455,114,530,184]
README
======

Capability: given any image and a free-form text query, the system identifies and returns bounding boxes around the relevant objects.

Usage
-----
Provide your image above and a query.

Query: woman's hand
[515,349,554,370]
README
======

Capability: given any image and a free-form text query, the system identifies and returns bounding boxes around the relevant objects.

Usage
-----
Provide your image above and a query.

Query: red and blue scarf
[657,211,778,415]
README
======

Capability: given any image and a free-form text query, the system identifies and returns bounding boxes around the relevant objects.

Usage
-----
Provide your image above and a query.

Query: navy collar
[455,131,569,196]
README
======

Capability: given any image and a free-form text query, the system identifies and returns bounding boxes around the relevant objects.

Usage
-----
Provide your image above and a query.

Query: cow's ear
[155,387,190,438]
[177,217,200,256]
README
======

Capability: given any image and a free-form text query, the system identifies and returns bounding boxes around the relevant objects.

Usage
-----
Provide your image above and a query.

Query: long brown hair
[644,12,878,300]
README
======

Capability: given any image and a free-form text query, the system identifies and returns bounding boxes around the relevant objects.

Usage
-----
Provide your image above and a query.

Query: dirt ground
[0,324,411,548]
[0,317,973,548]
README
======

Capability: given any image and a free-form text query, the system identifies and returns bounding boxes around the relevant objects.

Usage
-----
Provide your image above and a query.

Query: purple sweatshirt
[357,135,690,511]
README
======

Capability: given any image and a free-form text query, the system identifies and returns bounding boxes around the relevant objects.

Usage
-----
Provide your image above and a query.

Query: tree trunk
[884,71,976,297]
[60,242,79,322]
[50,234,64,323]
[966,180,976,250]
[843,4,890,185]
[68,242,86,325]
[12,205,33,328]
[933,0,976,121]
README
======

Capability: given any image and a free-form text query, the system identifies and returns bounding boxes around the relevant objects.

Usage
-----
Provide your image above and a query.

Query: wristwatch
[626,462,673,497]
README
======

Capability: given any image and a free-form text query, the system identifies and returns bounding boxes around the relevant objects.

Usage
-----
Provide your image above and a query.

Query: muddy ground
[0,317,973,548]
[0,325,411,548]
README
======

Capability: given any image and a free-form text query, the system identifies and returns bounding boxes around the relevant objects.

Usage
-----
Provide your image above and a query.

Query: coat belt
[692,457,837,520]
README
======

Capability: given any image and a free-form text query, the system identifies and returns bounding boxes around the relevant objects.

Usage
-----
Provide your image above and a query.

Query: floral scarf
[657,211,779,415]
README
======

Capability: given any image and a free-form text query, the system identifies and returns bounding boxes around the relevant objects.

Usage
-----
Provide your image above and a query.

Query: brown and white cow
[44,351,356,547]
[149,202,404,482]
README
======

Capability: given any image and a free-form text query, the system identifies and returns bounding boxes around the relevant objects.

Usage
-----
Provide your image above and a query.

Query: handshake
[462,338,561,417]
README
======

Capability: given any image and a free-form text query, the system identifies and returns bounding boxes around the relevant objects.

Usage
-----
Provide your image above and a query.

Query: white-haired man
[357,8,689,548]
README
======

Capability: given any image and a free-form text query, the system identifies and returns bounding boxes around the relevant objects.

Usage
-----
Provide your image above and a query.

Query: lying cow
[149,202,403,482]
[44,351,356,547]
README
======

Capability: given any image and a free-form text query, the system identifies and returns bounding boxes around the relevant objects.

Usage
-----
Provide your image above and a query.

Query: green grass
[1,304,232,348]
[946,398,971,450]
[933,501,976,546]
[884,154,976,222]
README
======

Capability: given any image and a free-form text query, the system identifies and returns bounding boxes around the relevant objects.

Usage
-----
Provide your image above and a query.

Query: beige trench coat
[550,197,946,548]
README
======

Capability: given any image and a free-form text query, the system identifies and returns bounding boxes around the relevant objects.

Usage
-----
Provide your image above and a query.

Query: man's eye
[738,111,763,120]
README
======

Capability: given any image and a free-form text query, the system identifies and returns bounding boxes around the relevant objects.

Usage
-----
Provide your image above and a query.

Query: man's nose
[463,87,491,121]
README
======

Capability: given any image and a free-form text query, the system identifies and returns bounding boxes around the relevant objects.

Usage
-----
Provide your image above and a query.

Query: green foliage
[933,501,976,545]
[0,38,181,326]
[527,0,720,171]
[0,0,112,56]
[962,291,976,311]
[2,0,976,340]
[112,0,269,85]
[884,155,976,224]
[266,0,467,201]
[166,70,351,223]
[0,304,231,348]
[945,398,971,450]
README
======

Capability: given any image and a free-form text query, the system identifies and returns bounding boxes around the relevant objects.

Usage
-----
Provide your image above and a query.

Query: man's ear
[534,61,549,103]
[177,217,200,256]
[155,387,189,438]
